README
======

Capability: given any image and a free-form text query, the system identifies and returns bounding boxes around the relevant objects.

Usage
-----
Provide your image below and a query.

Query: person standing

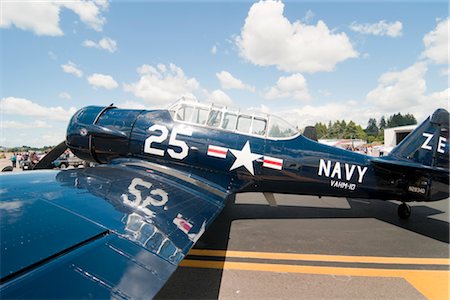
[30,152,39,165]
[10,153,17,168]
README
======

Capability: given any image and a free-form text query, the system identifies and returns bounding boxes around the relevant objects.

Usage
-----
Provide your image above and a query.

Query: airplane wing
[0,158,229,299]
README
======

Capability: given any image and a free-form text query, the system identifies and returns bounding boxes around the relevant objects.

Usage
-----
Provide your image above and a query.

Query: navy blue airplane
[1,99,448,299]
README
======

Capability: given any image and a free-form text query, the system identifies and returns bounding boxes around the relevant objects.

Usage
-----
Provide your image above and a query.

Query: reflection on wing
[124,212,184,264]
[0,158,230,299]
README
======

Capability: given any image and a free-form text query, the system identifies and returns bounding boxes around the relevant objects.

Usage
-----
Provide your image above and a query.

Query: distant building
[382,124,418,155]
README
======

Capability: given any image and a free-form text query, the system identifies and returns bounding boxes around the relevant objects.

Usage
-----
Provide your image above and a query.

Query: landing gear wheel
[398,203,411,219]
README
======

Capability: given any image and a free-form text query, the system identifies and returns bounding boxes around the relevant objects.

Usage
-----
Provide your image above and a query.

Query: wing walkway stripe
[180,259,450,300]
[189,249,450,265]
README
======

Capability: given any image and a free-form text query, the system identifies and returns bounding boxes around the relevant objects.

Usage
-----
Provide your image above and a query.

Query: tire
[398,203,411,219]
[60,163,68,169]
[2,166,13,172]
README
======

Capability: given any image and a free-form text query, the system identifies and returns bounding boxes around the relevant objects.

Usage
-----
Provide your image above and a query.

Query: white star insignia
[229,141,262,175]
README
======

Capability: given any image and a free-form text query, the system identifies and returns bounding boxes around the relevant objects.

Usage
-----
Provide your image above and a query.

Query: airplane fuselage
[67,106,449,204]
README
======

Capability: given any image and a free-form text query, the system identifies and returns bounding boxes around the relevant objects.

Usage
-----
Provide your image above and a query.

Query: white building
[382,124,417,154]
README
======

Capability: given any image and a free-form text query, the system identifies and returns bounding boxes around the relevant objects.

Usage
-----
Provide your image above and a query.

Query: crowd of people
[344,146,374,156]
[9,152,43,169]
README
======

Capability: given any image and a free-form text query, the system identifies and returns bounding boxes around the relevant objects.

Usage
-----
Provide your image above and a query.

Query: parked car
[67,154,84,168]
[52,157,69,169]
[52,154,84,169]
[20,160,34,171]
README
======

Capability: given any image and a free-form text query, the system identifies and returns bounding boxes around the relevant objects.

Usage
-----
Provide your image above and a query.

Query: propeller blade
[33,141,68,170]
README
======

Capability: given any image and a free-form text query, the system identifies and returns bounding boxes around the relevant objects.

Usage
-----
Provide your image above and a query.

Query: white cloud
[318,89,331,97]
[235,0,358,73]
[259,104,271,114]
[366,62,427,110]
[272,101,376,129]
[61,61,83,77]
[422,18,449,65]
[93,0,109,10]
[441,68,450,76]
[1,120,52,129]
[270,63,448,129]
[211,45,217,54]
[87,73,118,89]
[40,132,67,146]
[59,92,72,100]
[394,87,449,122]
[62,1,106,31]
[263,74,311,101]
[117,101,149,110]
[207,90,233,106]
[350,20,403,37]
[0,97,77,122]
[216,71,255,92]
[82,37,117,53]
[0,0,108,36]
[427,88,449,109]
[123,63,200,104]
[83,40,97,48]
[363,62,449,121]
[1,129,66,147]
[269,99,438,131]
[48,51,57,60]
[302,10,315,23]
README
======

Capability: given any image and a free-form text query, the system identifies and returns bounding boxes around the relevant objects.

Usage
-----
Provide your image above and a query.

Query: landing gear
[398,202,411,219]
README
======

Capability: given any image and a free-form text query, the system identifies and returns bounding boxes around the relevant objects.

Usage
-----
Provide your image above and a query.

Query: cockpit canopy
[168,99,299,139]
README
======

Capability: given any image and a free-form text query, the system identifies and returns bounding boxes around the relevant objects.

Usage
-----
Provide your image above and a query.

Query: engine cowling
[66,105,144,163]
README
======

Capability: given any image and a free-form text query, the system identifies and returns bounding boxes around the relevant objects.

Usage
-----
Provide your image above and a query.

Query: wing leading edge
[0,158,230,299]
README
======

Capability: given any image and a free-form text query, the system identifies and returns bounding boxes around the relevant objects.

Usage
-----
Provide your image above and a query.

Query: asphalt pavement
[156,193,449,299]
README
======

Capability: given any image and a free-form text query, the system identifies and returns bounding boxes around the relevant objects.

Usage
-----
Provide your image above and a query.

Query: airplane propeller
[33,141,68,170]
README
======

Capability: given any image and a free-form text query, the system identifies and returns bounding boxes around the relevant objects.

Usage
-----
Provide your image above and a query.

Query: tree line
[2,145,54,153]
[314,112,417,143]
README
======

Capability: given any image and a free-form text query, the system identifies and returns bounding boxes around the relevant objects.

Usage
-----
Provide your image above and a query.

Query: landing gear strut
[398,202,411,219]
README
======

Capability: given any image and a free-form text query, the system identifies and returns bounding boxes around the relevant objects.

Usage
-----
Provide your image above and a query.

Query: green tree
[365,118,379,136]
[330,121,341,138]
[344,121,358,139]
[387,113,417,128]
[376,128,385,142]
[327,121,333,137]
[355,124,368,140]
[314,122,328,139]
[403,113,417,125]
[379,116,386,130]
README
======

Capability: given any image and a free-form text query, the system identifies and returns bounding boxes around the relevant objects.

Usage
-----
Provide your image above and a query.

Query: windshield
[168,99,299,139]
[268,116,297,138]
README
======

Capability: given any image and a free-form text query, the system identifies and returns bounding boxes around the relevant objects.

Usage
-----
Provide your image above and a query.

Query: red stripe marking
[208,148,227,155]
[264,159,282,166]
[181,221,192,231]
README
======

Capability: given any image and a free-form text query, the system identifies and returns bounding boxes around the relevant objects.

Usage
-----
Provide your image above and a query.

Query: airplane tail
[369,109,448,202]
[388,108,449,169]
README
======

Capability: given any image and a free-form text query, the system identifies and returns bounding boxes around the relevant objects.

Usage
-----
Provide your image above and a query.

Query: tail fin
[388,109,449,169]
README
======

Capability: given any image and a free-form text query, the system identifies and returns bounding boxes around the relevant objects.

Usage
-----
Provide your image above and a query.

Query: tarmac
[156,193,449,300]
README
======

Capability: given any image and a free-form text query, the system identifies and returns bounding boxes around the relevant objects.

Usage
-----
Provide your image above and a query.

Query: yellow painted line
[180,259,450,300]
[189,249,450,265]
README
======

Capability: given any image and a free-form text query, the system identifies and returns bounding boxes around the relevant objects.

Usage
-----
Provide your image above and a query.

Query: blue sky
[1,0,448,147]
